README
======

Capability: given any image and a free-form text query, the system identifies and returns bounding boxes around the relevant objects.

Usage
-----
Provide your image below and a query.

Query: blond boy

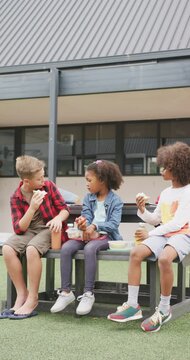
[1,155,69,319]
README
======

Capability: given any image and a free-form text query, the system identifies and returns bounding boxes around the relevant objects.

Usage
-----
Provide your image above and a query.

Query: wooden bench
[1,203,190,319]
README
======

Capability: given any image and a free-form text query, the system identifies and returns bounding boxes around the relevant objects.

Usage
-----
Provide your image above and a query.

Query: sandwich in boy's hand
[136,192,149,202]
[33,189,47,198]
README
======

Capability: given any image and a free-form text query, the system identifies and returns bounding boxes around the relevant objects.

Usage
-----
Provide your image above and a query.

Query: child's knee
[158,255,171,269]
[2,244,15,258]
[60,245,74,258]
[83,245,95,257]
[130,246,146,262]
[26,245,39,258]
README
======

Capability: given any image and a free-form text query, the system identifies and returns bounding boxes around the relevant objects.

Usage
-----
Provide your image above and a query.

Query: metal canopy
[0,54,190,182]
[1,57,190,100]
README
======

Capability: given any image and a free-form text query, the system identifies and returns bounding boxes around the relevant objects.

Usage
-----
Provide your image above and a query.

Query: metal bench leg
[171,259,190,320]
[21,255,27,284]
[45,258,55,295]
[6,275,16,309]
[176,262,186,302]
[149,261,160,313]
[75,259,85,299]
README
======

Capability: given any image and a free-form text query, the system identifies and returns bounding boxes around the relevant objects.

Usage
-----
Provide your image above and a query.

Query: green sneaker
[107,303,143,323]
[141,307,172,332]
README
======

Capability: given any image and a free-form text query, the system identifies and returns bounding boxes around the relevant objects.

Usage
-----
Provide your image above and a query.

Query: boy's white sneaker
[50,290,75,313]
[76,292,95,315]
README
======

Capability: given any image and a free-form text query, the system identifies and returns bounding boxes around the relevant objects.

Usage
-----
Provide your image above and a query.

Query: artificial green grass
[1,310,190,360]
[1,258,190,360]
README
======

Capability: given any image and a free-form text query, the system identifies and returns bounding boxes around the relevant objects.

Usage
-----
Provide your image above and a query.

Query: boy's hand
[46,209,69,232]
[46,216,62,232]
[30,191,45,211]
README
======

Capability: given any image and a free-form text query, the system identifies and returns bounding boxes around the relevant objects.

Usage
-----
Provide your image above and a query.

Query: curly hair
[16,155,45,179]
[86,160,123,190]
[157,142,190,186]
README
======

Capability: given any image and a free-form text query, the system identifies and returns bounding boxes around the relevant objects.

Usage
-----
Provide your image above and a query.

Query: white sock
[127,285,139,308]
[158,294,171,314]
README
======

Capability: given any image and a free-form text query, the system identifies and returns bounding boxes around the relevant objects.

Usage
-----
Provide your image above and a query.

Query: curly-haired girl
[108,142,190,332]
[51,160,123,316]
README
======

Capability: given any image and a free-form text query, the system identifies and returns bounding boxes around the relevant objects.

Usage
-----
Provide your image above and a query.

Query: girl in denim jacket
[51,160,123,316]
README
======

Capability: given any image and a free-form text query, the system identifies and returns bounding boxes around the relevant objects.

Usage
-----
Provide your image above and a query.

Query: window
[57,125,82,175]
[161,120,190,146]
[124,122,158,175]
[21,127,49,174]
[84,124,116,167]
[1,119,190,177]
[0,129,15,176]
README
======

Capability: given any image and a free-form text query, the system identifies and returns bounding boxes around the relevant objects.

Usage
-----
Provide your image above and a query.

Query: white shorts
[142,234,190,262]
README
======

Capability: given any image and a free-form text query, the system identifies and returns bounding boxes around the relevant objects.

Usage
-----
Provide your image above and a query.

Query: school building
[0,0,190,234]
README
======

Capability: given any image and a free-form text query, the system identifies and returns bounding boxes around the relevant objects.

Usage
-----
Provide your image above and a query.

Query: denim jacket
[81,190,123,240]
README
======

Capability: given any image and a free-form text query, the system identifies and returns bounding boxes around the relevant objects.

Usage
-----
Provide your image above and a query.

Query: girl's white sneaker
[50,290,75,313]
[76,292,95,315]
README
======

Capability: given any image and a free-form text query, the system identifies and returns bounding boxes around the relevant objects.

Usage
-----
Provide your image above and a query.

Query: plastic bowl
[108,241,131,250]
[66,228,82,239]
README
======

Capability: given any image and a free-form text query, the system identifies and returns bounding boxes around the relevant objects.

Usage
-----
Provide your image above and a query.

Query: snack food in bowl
[108,241,129,250]
[66,227,82,240]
